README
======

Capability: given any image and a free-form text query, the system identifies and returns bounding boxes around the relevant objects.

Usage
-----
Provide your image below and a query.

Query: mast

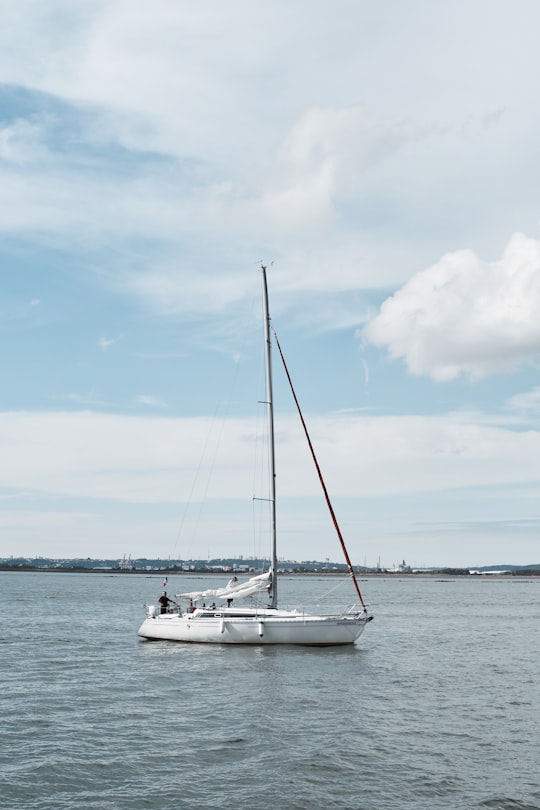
[261,264,278,608]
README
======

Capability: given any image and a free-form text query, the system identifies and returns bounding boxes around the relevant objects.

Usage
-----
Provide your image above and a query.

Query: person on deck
[226,575,238,607]
[158,591,172,614]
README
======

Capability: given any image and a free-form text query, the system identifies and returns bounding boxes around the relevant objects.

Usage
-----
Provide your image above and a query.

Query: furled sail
[178,571,271,602]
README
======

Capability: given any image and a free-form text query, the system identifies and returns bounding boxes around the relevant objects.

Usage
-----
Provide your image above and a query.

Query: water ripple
[1,572,538,810]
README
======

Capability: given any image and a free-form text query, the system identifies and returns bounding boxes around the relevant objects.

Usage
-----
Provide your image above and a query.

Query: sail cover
[178,571,271,602]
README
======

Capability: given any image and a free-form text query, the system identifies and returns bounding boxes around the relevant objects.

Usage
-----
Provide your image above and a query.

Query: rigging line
[315,576,352,601]
[272,329,366,609]
[171,346,244,560]
[170,406,221,560]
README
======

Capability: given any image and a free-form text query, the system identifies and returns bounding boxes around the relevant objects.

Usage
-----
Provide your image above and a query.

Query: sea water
[0,571,538,810]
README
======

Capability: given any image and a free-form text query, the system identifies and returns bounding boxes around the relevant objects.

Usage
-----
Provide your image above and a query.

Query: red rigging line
[272,330,366,609]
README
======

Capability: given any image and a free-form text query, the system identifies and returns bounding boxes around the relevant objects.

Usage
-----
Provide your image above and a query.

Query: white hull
[136,269,373,647]
[138,607,371,646]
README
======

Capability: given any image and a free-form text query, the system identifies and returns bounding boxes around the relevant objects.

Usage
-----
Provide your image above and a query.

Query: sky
[1,0,540,568]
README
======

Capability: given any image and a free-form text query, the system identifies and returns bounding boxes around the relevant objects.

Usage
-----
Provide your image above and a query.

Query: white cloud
[505,386,540,414]
[121,264,259,318]
[1,408,539,504]
[0,118,48,164]
[136,394,167,408]
[0,510,93,530]
[2,1,540,333]
[1,408,539,563]
[364,233,540,381]
[0,411,256,504]
[67,391,112,407]
[98,334,124,351]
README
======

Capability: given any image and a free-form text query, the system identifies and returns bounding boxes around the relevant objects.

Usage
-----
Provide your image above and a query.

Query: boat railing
[342,604,370,618]
[144,604,183,618]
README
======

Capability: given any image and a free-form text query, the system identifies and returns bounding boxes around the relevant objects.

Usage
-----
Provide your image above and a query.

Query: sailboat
[138,266,373,645]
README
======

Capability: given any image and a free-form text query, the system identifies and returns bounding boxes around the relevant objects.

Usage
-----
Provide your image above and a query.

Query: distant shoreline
[1,566,539,578]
